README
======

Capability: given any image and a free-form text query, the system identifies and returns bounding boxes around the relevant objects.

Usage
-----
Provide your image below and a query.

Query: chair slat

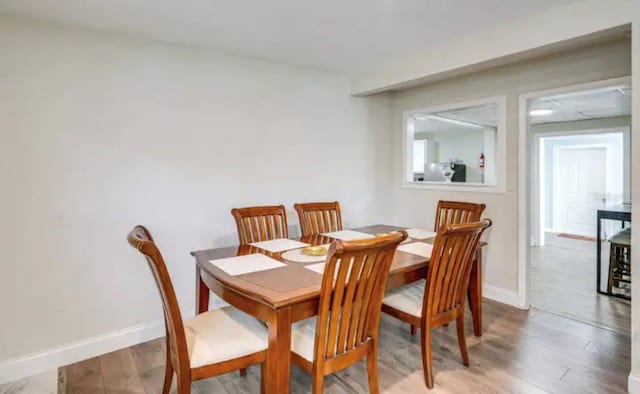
[434,201,486,231]
[294,201,343,237]
[336,254,366,353]
[231,205,288,245]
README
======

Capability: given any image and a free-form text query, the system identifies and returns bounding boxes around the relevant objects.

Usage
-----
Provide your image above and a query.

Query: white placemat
[210,253,286,276]
[322,230,375,241]
[406,228,438,240]
[304,262,326,275]
[397,242,434,258]
[249,238,309,253]
[281,244,331,263]
[304,262,354,280]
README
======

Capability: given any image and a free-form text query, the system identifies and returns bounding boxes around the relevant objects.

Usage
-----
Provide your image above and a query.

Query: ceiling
[414,83,632,133]
[529,84,632,124]
[0,0,581,72]
[414,104,497,134]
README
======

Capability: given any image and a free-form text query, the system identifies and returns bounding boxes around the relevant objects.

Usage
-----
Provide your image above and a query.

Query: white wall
[390,38,631,300]
[0,16,392,380]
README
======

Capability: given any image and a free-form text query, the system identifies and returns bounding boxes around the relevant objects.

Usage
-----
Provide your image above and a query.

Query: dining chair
[127,226,268,393]
[381,220,492,389]
[231,205,288,245]
[293,201,343,237]
[290,231,408,393]
[404,200,488,336]
[607,228,631,297]
[434,200,486,230]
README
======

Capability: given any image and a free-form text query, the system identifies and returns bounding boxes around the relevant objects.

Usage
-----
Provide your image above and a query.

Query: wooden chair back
[314,231,408,370]
[423,220,492,324]
[294,201,343,237]
[434,201,486,231]
[231,205,288,245]
[126,226,190,379]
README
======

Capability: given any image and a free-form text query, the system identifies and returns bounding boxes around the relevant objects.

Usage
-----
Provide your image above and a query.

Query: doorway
[521,77,632,333]
[553,145,607,237]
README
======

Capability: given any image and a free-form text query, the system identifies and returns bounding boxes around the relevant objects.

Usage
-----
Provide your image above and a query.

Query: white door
[553,147,606,237]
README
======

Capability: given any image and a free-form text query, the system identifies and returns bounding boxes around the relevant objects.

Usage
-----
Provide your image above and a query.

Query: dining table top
[191,224,431,309]
[598,202,632,215]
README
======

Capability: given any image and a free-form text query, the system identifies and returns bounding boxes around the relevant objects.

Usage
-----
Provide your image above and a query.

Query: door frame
[517,75,631,309]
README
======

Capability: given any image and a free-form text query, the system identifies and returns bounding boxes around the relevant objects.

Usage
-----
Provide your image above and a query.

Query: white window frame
[402,95,507,194]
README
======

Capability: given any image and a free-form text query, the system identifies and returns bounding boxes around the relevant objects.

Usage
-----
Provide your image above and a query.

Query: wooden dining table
[191,224,485,394]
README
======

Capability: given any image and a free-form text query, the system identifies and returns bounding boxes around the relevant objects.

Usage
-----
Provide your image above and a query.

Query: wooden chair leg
[239,368,247,377]
[421,325,434,389]
[162,359,173,394]
[260,362,266,394]
[311,373,324,394]
[176,372,191,394]
[456,314,470,366]
[163,337,173,394]
[468,253,483,337]
[410,324,417,335]
[366,344,380,394]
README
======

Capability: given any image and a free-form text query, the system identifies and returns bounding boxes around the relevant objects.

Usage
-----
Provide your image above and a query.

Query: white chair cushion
[184,306,268,369]
[382,280,425,318]
[291,317,318,363]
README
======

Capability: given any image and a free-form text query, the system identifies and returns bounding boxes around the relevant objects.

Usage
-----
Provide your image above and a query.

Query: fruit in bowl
[301,246,328,256]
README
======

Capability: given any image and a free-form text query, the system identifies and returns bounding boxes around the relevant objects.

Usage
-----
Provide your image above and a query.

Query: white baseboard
[483,284,527,309]
[0,316,171,385]
[629,373,640,394]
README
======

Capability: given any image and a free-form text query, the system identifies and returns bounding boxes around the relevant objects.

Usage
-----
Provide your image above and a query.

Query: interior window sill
[402,181,506,194]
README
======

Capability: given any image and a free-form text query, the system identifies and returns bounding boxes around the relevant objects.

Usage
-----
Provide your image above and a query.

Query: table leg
[196,266,210,314]
[468,249,482,337]
[596,212,603,295]
[265,307,292,394]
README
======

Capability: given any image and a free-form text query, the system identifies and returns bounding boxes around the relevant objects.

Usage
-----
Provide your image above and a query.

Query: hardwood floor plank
[560,368,627,394]
[98,348,146,393]
[63,357,105,394]
[129,339,170,393]
[191,376,230,393]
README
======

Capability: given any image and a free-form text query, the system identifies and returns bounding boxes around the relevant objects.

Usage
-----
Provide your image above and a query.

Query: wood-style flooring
[58,299,630,393]
[530,232,631,334]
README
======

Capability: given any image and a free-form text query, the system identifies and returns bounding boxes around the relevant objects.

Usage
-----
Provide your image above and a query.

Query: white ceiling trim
[350,0,633,96]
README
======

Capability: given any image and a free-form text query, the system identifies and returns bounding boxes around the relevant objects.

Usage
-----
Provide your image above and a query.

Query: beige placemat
[406,228,437,240]
[397,242,434,258]
[322,230,375,241]
[249,238,310,253]
[210,253,286,276]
